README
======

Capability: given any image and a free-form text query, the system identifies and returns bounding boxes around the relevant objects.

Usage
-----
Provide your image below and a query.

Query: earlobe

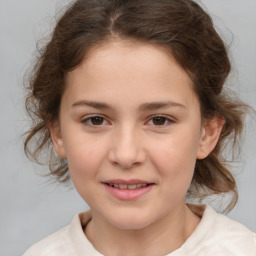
[197,116,225,159]
[48,121,67,159]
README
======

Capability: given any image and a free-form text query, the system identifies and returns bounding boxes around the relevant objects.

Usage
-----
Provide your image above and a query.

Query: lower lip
[103,184,154,200]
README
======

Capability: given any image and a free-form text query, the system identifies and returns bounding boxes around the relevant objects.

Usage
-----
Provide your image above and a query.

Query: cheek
[64,136,107,181]
[65,141,107,203]
[149,133,199,184]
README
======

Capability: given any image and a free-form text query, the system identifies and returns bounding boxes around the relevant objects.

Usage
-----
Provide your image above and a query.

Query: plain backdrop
[0,0,255,255]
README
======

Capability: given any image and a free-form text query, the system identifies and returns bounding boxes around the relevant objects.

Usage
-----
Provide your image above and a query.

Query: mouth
[105,183,151,190]
[102,180,155,200]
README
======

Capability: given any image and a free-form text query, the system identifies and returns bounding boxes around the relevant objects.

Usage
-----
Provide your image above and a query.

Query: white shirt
[23,204,256,256]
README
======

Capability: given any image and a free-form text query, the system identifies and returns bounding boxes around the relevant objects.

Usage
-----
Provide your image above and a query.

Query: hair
[24,0,250,212]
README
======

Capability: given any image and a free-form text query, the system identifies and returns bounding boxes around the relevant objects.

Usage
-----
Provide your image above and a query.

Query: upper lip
[102,179,154,185]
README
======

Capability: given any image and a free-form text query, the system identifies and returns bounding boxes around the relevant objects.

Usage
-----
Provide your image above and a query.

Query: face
[51,40,220,230]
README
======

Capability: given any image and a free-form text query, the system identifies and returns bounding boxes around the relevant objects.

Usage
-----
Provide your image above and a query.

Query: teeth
[119,184,128,189]
[128,184,137,190]
[136,184,147,188]
[109,183,148,190]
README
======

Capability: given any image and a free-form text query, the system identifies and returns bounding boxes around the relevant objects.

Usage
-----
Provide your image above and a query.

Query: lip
[102,179,155,201]
[103,179,152,185]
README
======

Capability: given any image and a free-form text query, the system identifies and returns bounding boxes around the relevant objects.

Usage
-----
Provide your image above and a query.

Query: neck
[85,204,201,256]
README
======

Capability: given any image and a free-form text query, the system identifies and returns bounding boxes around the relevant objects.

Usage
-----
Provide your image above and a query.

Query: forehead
[64,40,198,109]
[81,40,187,79]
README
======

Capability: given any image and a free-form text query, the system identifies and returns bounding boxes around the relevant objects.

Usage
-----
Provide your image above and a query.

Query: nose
[108,125,146,169]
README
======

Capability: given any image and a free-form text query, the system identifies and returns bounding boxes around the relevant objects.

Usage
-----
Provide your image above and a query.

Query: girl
[23,0,256,255]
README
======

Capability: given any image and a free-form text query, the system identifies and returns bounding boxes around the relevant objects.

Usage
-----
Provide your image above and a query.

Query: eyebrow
[72,100,186,111]
[139,101,186,111]
[72,100,111,110]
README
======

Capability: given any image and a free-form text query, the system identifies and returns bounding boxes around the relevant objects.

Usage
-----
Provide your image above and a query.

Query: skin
[50,40,223,255]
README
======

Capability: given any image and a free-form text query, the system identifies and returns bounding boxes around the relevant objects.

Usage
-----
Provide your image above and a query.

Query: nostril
[111,160,141,169]
[108,140,146,169]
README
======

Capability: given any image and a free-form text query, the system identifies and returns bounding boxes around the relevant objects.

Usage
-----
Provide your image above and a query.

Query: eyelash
[147,115,174,127]
[81,115,109,127]
[81,115,174,128]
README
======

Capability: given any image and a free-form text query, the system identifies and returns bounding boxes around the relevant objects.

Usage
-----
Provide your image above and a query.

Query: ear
[48,121,67,159]
[197,116,225,159]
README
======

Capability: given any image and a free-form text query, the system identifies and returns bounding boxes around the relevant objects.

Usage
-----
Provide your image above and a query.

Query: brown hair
[24,0,250,212]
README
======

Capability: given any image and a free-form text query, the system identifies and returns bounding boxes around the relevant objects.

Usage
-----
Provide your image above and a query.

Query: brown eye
[82,115,108,126]
[147,116,174,127]
[90,116,104,125]
[152,116,167,125]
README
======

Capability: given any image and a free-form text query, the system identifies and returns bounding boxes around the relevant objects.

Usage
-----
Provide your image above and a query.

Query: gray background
[0,0,255,255]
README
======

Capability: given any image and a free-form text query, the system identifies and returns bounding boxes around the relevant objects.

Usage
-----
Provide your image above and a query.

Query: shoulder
[23,225,77,256]
[183,204,256,256]
[23,211,92,256]
[211,208,256,255]
[23,210,103,256]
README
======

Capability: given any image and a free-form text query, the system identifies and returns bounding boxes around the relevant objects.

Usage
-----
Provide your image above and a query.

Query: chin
[107,212,153,230]
[113,221,150,230]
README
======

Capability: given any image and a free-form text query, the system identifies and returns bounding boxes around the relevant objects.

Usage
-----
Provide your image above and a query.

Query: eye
[81,115,109,126]
[147,116,174,127]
